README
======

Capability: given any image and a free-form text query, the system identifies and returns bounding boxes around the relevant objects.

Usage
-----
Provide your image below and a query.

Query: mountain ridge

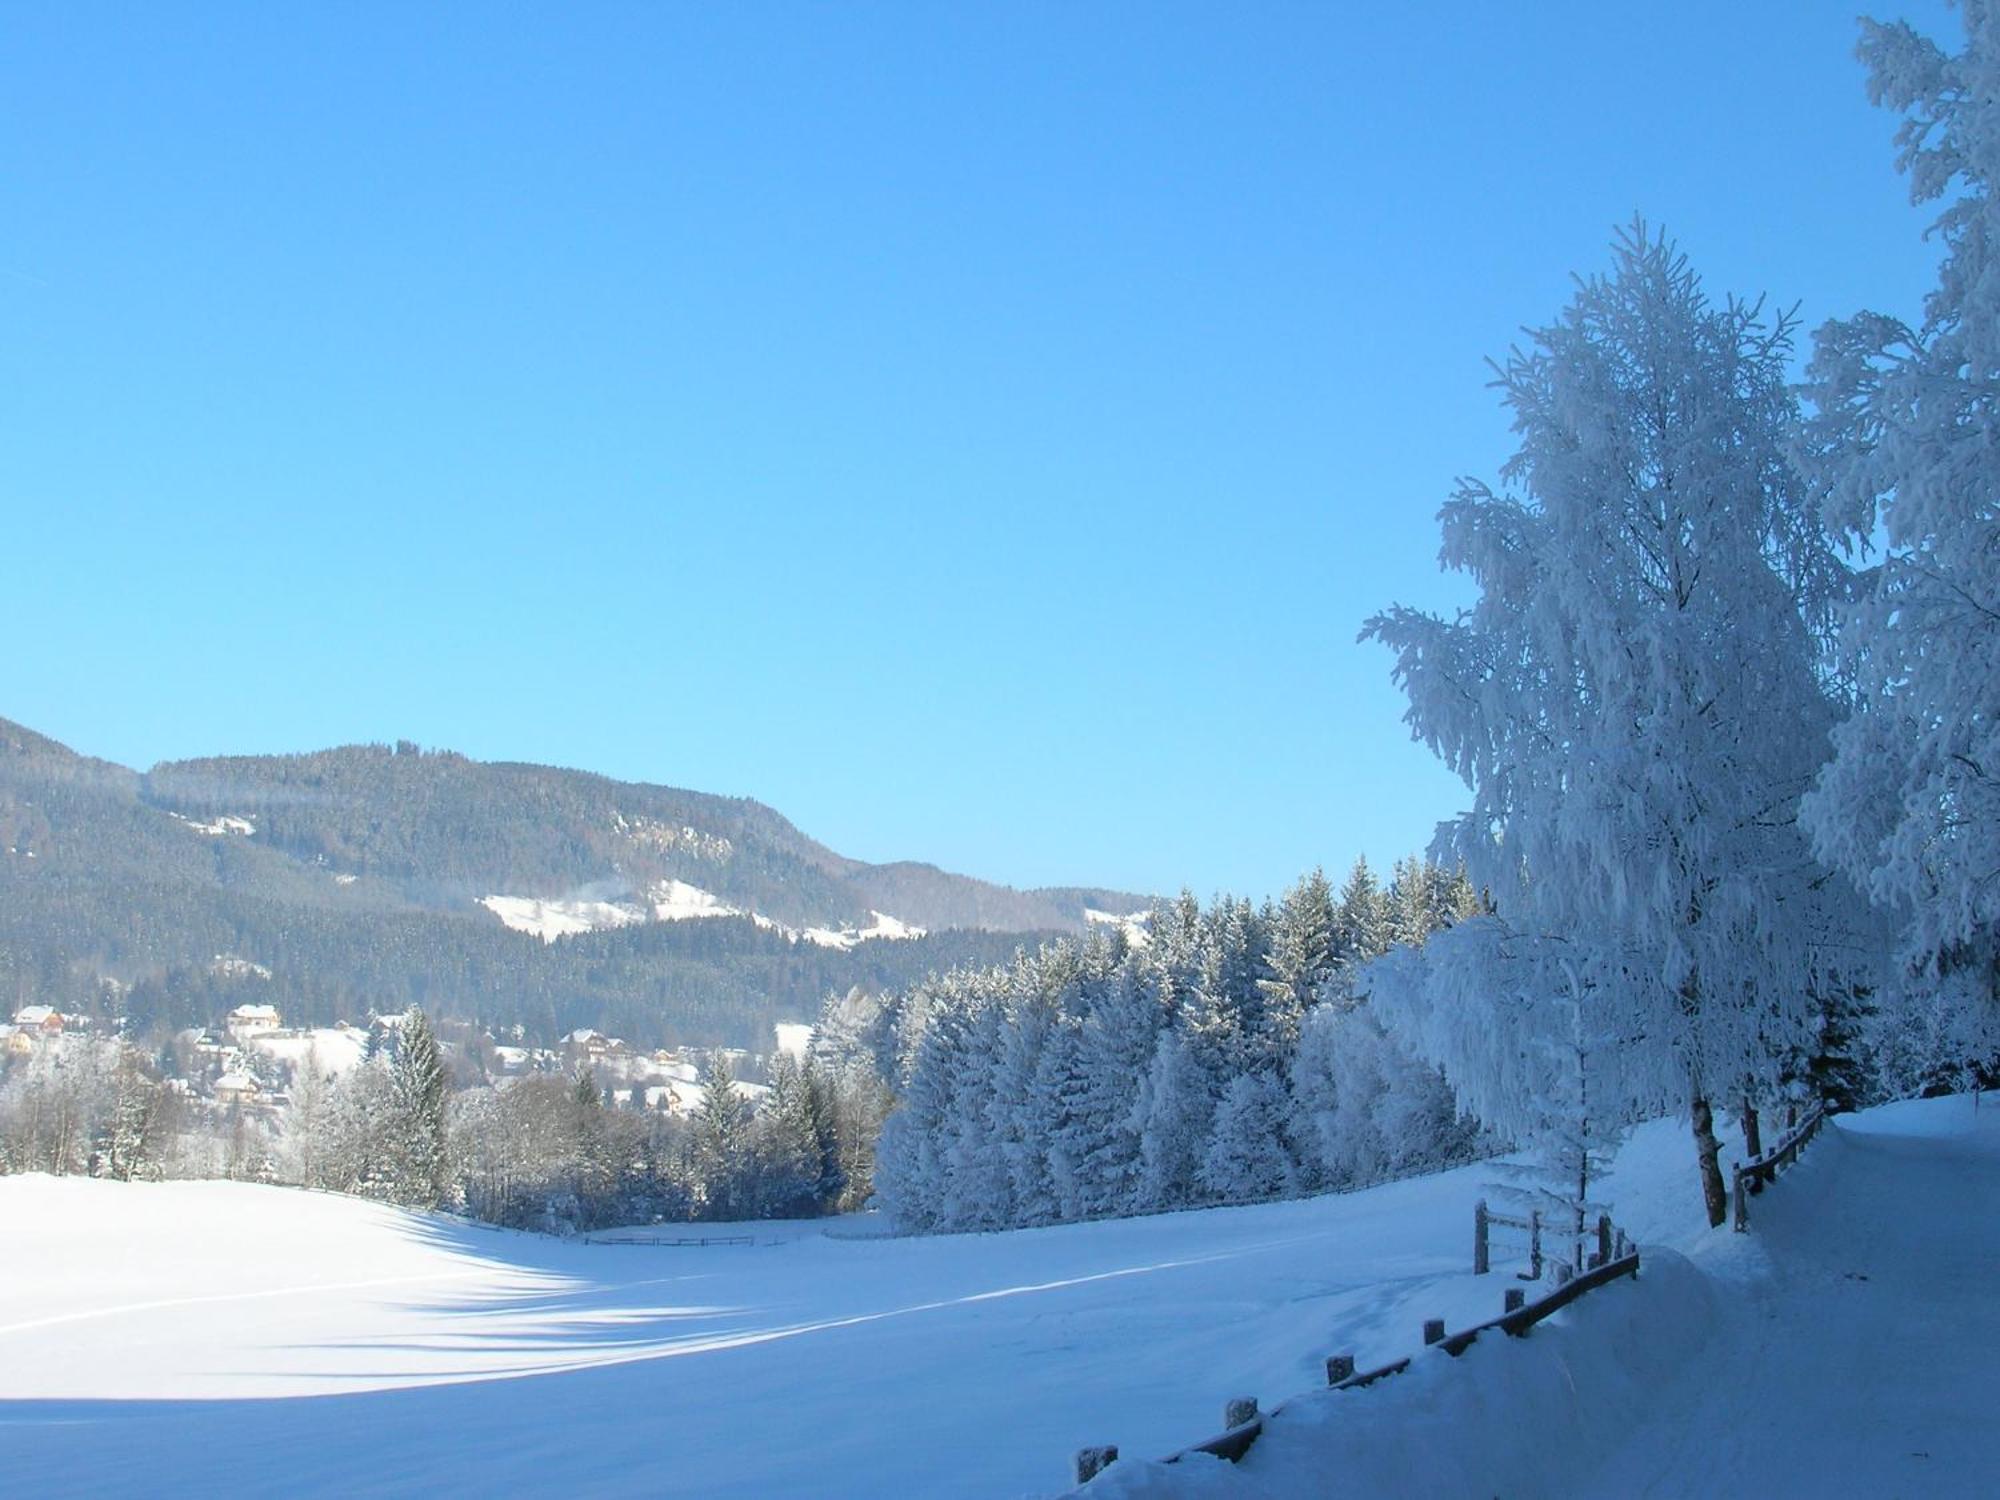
[0,714,1153,1048]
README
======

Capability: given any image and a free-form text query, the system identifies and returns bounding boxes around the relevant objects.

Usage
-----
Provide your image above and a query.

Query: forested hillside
[0,718,1147,1048]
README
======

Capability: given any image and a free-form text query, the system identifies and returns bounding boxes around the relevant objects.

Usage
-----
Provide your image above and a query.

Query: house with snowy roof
[226,1003,282,1036]
[212,1071,262,1106]
[11,1005,64,1035]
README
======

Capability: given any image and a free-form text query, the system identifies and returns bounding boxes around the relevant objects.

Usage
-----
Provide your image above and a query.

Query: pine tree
[690,1052,748,1220]
[388,1005,451,1210]
[1335,858,1392,973]
[1261,868,1339,1053]
[1198,1071,1296,1202]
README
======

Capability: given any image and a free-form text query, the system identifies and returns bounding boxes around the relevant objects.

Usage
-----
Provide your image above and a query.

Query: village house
[12,1004,65,1035]
[226,1003,282,1037]
[212,1071,262,1106]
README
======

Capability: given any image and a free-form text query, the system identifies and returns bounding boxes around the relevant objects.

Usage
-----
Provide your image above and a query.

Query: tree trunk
[1691,1096,1727,1227]
[1741,1098,1763,1160]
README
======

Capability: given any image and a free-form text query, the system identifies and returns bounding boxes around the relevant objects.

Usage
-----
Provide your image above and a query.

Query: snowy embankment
[1089,1093,2000,1499]
[1,1098,1991,1498]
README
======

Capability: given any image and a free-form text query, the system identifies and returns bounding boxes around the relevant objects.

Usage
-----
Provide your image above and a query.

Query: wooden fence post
[1528,1210,1543,1279]
[1325,1354,1355,1385]
[1474,1199,1490,1274]
[1423,1318,1446,1346]
[1504,1287,1526,1313]
[1733,1168,1748,1232]
[1597,1214,1612,1265]
[1224,1397,1259,1429]
[1074,1446,1118,1485]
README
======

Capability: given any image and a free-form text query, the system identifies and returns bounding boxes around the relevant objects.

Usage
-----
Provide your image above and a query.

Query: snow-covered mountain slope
[481,878,928,949]
[6,1098,1985,1498]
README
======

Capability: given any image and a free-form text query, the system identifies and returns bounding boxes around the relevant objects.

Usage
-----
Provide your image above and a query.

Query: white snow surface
[2,1097,1991,1498]
[479,893,646,943]
[1085,908,1153,946]
[481,881,922,950]
[773,1021,814,1060]
[648,878,744,922]
[169,812,256,837]
[801,910,927,949]
[248,1025,369,1078]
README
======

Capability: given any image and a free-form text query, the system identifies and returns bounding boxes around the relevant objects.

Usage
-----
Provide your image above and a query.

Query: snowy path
[1576,1100,2000,1497]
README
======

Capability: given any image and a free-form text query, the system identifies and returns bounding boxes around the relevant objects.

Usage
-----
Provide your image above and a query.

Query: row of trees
[0,1008,891,1234]
[858,859,1489,1232]
[1361,7,2000,1225]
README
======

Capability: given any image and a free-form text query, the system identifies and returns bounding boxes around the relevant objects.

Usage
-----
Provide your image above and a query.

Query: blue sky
[0,2,1957,900]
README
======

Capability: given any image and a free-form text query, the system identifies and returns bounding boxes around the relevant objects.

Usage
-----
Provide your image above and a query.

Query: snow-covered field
[2,1098,1992,1498]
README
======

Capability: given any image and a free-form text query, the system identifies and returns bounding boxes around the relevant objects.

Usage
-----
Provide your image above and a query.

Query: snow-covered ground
[246,1024,370,1078]
[479,892,648,942]
[1,1097,1991,1497]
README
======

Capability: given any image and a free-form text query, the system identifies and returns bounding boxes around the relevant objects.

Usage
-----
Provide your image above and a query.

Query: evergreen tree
[388,1005,451,1209]
[690,1052,749,1219]
[1335,858,1392,973]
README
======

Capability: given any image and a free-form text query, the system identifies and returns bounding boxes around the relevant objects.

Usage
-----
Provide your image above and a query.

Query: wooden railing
[1070,1224,1640,1488]
[1473,1199,1546,1278]
[1732,1103,1826,1232]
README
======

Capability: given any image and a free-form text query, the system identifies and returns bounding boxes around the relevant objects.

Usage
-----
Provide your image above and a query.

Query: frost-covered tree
[754,1054,825,1219]
[1365,224,1862,1225]
[387,1005,451,1209]
[1368,922,1632,1264]
[1799,4,2000,1001]
[1261,868,1339,1054]
[1333,857,1392,986]
[1198,1070,1296,1201]
[1070,962,1164,1216]
[690,1052,748,1219]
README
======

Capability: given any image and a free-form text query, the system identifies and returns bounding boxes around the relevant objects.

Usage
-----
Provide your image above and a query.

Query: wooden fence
[582,1232,757,1247]
[1473,1199,1544,1278]
[1732,1103,1826,1232]
[1070,1222,1640,1488]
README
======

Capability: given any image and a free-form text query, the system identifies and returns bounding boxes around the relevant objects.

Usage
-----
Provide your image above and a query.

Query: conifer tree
[388,1006,451,1209]
[691,1052,748,1220]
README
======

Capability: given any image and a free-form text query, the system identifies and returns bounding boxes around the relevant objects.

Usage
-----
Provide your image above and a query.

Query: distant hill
[0,717,1152,1049]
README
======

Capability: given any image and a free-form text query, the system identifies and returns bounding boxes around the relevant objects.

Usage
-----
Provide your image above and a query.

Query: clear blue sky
[0,2,1956,900]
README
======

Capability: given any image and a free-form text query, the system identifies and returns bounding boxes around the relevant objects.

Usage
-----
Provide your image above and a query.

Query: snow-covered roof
[229,1004,281,1022]
[12,1005,56,1027]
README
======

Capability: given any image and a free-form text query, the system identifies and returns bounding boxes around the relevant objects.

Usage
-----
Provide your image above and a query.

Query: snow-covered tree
[1333,857,1392,986]
[1198,1070,1296,1201]
[690,1052,749,1219]
[387,1005,451,1209]
[1364,223,1863,1225]
[1799,5,2000,1006]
